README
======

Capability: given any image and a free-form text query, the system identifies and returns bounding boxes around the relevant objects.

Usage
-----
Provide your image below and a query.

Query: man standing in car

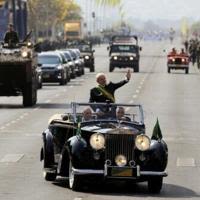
[89,70,131,104]
[89,70,131,117]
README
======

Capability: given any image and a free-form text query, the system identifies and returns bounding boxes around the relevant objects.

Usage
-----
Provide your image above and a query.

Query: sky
[123,0,200,20]
[76,0,200,21]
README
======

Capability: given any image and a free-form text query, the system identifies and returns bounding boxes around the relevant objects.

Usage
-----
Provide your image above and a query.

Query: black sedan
[40,102,168,193]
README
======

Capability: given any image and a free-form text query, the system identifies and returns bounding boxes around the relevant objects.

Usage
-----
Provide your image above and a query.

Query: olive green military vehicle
[108,35,142,72]
[0,41,38,107]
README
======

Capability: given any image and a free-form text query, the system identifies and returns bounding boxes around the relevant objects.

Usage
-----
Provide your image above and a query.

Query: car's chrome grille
[105,134,135,165]
[175,58,182,64]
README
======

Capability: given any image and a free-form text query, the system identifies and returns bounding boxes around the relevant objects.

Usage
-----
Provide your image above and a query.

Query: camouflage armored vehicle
[0,41,38,107]
[108,35,142,72]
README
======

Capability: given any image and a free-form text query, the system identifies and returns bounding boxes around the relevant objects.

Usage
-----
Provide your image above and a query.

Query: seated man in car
[82,107,93,121]
[116,107,131,121]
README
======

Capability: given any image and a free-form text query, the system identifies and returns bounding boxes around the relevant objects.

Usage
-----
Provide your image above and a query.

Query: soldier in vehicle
[179,48,188,57]
[4,23,19,45]
[168,48,177,56]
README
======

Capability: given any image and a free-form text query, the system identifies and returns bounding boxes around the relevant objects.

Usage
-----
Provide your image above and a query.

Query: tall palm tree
[95,0,121,30]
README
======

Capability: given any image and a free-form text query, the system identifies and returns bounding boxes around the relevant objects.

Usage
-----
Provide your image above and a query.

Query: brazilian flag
[151,118,163,140]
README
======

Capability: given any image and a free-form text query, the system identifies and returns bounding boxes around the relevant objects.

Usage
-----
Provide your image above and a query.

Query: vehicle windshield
[111,45,138,53]
[63,52,72,61]
[69,103,144,124]
[78,45,91,52]
[38,55,61,65]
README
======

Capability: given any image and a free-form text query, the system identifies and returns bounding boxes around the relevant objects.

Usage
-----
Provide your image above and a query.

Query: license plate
[111,168,133,177]
[43,74,50,78]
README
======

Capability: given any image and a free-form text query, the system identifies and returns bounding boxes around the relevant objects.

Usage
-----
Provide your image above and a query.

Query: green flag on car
[151,118,163,140]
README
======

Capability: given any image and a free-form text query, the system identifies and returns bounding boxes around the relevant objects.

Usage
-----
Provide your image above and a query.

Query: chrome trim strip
[140,171,168,176]
[168,64,188,67]
[72,167,104,175]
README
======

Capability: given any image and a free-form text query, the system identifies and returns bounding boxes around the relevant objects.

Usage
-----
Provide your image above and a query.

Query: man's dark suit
[89,80,128,103]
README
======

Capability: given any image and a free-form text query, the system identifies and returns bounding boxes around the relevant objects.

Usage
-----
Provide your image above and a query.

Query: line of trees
[27,0,81,41]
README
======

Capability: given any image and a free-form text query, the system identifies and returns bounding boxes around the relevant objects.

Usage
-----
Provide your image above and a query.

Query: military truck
[108,35,142,72]
[0,41,38,107]
[78,41,95,72]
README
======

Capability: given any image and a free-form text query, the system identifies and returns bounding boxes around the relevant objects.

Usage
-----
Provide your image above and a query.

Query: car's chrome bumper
[168,64,188,68]
[72,167,168,177]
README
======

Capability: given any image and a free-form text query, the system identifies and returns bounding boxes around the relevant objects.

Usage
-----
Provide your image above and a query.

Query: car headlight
[113,56,118,60]
[85,55,89,59]
[27,42,32,47]
[172,58,175,62]
[56,65,63,70]
[129,56,134,60]
[182,58,185,62]
[21,51,28,58]
[90,133,105,150]
[135,134,150,151]
[115,154,127,167]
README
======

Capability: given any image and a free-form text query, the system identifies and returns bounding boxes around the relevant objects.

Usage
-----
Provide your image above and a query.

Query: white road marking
[138,85,142,89]
[33,107,40,111]
[55,94,60,97]
[136,90,140,94]
[129,100,134,104]
[176,158,195,167]
[133,95,137,99]
[20,116,24,119]
[11,120,16,124]
[74,198,82,200]
[5,123,10,127]
[0,126,5,130]
[0,154,24,163]
[70,85,73,88]
[23,113,29,116]
[45,100,51,103]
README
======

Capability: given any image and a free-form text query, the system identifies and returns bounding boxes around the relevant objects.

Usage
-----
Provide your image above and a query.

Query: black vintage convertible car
[40,102,168,193]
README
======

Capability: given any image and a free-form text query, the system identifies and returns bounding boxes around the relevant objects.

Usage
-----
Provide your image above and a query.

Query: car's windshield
[111,45,138,53]
[62,52,72,61]
[70,103,144,124]
[78,45,91,52]
[38,55,61,65]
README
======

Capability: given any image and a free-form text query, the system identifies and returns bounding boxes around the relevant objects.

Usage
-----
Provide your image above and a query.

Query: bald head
[96,73,107,86]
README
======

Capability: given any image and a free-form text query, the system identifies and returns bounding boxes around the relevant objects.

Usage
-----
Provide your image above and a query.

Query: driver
[4,23,19,45]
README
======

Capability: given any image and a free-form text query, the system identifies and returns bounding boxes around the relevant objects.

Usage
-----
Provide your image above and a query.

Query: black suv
[108,35,142,72]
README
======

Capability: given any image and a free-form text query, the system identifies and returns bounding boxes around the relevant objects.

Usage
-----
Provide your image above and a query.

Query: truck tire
[23,82,37,107]
[90,64,95,72]
[185,68,189,74]
[109,64,114,72]
[134,64,139,72]
[168,67,171,73]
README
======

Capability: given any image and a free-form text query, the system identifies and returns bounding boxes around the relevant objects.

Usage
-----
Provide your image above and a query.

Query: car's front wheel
[69,160,82,191]
[148,177,163,193]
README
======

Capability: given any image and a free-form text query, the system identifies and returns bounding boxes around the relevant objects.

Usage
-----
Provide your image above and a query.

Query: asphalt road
[0,39,200,200]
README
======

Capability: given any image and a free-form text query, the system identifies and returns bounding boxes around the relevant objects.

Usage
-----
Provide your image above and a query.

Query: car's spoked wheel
[69,160,82,191]
[148,177,163,193]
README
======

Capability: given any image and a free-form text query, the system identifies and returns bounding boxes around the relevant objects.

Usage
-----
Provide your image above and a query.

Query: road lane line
[45,100,51,103]
[0,154,24,163]
[136,89,140,94]
[176,158,196,167]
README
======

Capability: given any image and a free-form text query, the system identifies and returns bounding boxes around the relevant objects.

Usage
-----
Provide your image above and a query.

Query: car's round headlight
[21,51,28,58]
[135,134,150,151]
[115,154,127,167]
[129,56,134,60]
[113,56,118,60]
[85,55,89,59]
[90,133,105,150]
